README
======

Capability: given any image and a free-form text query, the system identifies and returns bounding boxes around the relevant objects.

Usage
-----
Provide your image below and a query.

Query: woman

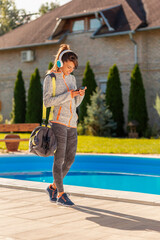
[44,44,86,206]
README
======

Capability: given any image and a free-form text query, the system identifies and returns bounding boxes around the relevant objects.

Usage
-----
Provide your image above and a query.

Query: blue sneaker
[46,184,57,202]
[57,193,74,206]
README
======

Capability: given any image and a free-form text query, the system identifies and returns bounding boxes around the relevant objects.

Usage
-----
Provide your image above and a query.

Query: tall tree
[0,0,28,36]
[79,61,97,122]
[105,64,124,136]
[128,64,148,136]
[39,1,59,15]
[11,69,26,123]
[26,68,42,123]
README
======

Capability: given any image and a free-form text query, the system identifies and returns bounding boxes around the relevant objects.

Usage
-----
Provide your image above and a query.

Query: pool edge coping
[0,152,160,158]
[0,178,160,206]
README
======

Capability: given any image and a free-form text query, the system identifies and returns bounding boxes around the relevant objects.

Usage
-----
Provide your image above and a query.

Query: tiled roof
[142,0,160,27]
[0,3,68,49]
[0,0,159,49]
[124,0,160,27]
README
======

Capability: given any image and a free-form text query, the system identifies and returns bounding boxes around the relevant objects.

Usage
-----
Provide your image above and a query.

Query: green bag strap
[42,72,56,126]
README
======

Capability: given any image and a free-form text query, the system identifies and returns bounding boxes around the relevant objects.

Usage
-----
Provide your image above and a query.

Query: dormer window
[72,20,84,32]
[89,18,101,30]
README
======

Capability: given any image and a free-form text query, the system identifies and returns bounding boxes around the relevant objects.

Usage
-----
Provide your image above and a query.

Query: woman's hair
[52,44,78,72]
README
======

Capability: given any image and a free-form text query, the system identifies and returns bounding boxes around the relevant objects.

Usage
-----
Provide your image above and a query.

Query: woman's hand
[79,87,87,96]
[71,90,80,98]
[71,87,87,98]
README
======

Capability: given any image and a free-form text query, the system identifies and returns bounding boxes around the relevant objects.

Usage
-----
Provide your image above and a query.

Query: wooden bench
[0,123,39,151]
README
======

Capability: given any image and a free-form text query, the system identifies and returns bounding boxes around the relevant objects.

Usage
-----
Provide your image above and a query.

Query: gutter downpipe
[129,31,138,64]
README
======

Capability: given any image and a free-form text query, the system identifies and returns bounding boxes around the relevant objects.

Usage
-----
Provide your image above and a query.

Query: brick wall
[0,29,160,131]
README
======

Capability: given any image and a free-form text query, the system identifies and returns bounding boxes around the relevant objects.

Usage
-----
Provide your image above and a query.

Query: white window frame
[89,18,102,31]
[72,20,85,32]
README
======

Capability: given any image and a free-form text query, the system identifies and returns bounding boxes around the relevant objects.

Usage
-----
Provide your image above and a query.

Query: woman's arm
[72,75,84,107]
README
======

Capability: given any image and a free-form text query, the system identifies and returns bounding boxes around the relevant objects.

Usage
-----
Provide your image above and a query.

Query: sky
[14,0,71,14]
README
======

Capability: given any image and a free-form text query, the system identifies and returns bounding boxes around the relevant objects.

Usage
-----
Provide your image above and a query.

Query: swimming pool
[0,154,160,195]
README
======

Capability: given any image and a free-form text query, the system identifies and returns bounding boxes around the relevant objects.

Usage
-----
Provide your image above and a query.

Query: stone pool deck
[0,178,160,240]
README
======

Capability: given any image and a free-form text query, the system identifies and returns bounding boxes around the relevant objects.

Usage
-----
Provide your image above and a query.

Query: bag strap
[42,72,56,126]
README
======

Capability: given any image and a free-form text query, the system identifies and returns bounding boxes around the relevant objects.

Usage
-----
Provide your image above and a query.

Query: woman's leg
[50,125,77,206]
[52,123,67,193]
[62,127,77,178]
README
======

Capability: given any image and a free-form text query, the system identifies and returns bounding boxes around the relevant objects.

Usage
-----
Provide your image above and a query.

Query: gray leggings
[51,123,77,192]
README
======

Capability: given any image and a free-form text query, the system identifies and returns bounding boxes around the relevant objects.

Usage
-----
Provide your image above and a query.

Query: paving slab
[0,183,160,240]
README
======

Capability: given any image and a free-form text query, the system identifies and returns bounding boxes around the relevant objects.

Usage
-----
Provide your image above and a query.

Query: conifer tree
[48,62,53,70]
[84,88,116,136]
[128,64,148,136]
[79,61,97,122]
[11,69,26,123]
[26,68,42,123]
[105,64,124,136]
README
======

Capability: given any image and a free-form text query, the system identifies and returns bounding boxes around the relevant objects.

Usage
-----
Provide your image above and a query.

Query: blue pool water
[0,154,160,195]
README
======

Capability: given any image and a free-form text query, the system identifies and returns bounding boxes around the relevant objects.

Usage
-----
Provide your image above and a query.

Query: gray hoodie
[43,71,84,128]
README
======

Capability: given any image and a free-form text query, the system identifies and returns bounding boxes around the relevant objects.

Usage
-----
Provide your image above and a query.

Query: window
[72,20,84,32]
[21,50,34,62]
[99,79,107,94]
[89,18,101,30]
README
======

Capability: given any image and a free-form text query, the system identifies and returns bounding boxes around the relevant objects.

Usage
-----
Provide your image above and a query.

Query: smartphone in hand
[74,86,85,91]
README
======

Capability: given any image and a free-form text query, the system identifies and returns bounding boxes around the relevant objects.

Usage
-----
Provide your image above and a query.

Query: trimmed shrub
[11,69,26,123]
[77,123,85,135]
[26,68,42,123]
[128,64,148,136]
[105,64,124,136]
[84,87,117,136]
[79,61,97,122]
[48,62,53,70]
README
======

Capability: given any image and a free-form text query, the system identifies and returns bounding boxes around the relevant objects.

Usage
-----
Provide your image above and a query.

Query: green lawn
[78,136,160,154]
[0,133,160,154]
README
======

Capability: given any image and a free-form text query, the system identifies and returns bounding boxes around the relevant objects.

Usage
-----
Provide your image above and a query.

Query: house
[0,0,160,130]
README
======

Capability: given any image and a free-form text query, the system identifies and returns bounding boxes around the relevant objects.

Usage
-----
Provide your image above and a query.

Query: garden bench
[0,123,39,151]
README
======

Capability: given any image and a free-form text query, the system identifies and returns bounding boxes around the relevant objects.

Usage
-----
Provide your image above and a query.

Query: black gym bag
[29,125,57,157]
